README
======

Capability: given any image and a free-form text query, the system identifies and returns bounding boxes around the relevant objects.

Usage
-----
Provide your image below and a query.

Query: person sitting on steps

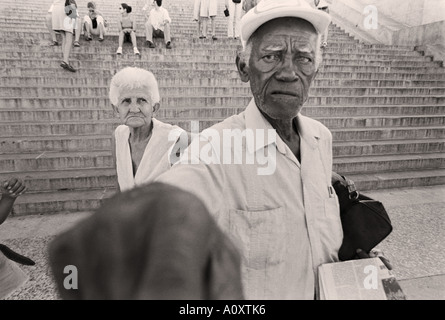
[83,1,107,42]
[116,3,140,55]
[145,0,172,49]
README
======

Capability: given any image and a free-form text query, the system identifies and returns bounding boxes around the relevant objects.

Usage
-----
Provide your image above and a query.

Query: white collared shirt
[148,7,171,31]
[157,99,342,299]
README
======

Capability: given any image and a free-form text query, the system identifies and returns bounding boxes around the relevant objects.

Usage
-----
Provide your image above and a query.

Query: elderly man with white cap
[157,0,339,299]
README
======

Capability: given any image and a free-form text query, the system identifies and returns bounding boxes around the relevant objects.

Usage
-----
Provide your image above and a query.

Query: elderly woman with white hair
[109,67,187,192]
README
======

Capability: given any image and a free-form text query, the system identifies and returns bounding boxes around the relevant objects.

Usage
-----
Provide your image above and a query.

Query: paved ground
[1,185,444,300]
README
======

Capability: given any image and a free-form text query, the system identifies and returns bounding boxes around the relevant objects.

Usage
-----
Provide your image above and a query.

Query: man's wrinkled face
[115,87,154,128]
[248,18,319,120]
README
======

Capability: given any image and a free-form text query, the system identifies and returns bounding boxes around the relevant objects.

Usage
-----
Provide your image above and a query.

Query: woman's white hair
[109,67,160,106]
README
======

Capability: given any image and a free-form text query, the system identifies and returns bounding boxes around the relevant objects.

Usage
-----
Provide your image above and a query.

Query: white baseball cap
[240,0,331,48]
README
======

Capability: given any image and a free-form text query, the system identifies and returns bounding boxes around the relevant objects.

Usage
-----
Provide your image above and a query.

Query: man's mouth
[270,90,298,97]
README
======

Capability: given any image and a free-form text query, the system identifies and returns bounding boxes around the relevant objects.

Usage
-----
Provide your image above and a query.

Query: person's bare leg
[73,19,81,45]
[99,23,104,39]
[118,31,124,47]
[61,31,66,53]
[63,32,73,63]
[202,17,208,37]
[85,22,93,39]
[211,16,216,39]
[130,31,137,48]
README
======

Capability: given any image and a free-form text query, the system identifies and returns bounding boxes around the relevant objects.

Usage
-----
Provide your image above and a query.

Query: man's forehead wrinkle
[259,38,315,54]
[261,43,286,51]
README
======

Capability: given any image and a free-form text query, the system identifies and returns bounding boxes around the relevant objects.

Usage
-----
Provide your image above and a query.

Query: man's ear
[152,102,160,114]
[236,53,250,83]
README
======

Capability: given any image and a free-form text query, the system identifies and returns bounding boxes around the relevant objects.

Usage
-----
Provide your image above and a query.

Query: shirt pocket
[324,195,340,220]
[322,195,343,256]
[228,207,286,297]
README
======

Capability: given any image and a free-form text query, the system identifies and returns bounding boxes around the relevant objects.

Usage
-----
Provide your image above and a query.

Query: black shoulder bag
[333,177,393,261]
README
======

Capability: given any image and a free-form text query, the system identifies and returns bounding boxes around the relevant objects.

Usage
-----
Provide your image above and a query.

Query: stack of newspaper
[318,257,406,300]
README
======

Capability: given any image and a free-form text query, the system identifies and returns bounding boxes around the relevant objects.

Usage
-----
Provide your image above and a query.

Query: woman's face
[115,87,154,128]
[119,6,125,14]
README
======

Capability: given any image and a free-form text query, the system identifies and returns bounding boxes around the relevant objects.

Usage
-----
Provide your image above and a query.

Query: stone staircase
[0,0,444,215]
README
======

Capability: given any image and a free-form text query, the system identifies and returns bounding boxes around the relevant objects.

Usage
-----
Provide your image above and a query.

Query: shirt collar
[244,98,320,154]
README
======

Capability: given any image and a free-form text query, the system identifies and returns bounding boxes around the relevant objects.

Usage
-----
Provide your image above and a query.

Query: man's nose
[275,55,299,82]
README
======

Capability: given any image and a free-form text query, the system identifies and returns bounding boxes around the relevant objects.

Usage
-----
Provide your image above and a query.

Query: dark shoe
[73,41,80,47]
[212,35,217,40]
[51,40,59,46]
[166,41,172,49]
[199,35,206,39]
[85,34,92,41]
[146,40,155,48]
[60,61,76,72]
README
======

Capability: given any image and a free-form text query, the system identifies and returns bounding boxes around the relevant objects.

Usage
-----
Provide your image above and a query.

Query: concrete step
[346,169,445,191]
[2,75,445,88]
[0,135,112,154]
[2,95,444,109]
[0,26,355,41]
[0,120,118,136]
[3,71,445,84]
[2,85,444,98]
[0,41,425,58]
[1,105,444,122]
[2,132,442,158]
[301,104,445,116]
[4,67,445,82]
[2,148,444,174]
[0,38,421,56]
[6,168,445,215]
[1,110,442,129]
[1,113,443,139]
[0,54,439,68]
[3,63,442,77]
[10,189,115,215]
[318,115,445,128]
[1,121,444,141]
[0,151,112,172]
[1,50,433,63]
[0,168,115,192]
[330,126,445,141]
[0,0,443,216]
[4,57,441,71]
[333,153,445,174]
[332,139,445,157]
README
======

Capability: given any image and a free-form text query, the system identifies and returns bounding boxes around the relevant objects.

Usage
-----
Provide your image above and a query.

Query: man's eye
[297,56,312,63]
[138,98,148,103]
[122,98,131,104]
[262,54,279,63]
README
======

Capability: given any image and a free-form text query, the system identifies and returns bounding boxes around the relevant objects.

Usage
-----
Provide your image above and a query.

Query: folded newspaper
[318,257,406,300]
